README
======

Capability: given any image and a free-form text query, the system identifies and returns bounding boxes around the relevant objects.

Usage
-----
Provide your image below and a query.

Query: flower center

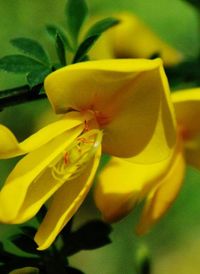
[49,129,102,183]
[178,125,191,141]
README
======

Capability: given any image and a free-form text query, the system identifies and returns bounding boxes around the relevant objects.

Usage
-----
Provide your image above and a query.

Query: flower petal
[172,88,200,139]
[34,147,101,250]
[136,139,185,235]
[103,64,176,161]
[45,59,162,113]
[0,124,84,223]
[94,146,176,223]
[45,59,176,161]
[172,88,200,170]
[0,111,89,159]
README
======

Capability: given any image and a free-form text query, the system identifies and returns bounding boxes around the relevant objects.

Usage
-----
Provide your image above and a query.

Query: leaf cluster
[0,217,112,274]
[0,0,119,107]
[0,38,51,89]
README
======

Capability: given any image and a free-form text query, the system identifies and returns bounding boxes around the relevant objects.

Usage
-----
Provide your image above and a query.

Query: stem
[0,84,47,111]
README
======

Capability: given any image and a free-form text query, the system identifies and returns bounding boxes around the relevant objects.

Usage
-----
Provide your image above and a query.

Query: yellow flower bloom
[94,87,200,235]
[0,59,176,250]
[89,12,183,66]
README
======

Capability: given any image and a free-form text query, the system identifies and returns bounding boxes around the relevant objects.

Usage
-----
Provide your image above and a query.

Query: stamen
[77,137,95,144]
[49,129,102,183]
[64,152,70,165]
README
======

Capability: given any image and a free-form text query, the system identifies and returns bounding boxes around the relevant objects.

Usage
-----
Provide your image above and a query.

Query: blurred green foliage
[0,0,199,273]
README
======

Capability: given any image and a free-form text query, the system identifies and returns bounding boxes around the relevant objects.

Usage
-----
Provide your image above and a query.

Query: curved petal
[103,65,176,161]
[109,13,182,66]
[94,141,179,223]
[172,88,200,170]
[0,125,84,223]
[172,88,200,139]
[34,146,101,250]
[136,139,185,235]
[45,59,162,113]
[45,59,176,161]
[0,111,90,159]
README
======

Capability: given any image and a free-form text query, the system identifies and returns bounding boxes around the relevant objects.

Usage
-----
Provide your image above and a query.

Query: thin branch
[0,84,47,111]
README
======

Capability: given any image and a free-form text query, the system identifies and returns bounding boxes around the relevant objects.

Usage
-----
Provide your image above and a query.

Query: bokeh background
[0,0,199,273]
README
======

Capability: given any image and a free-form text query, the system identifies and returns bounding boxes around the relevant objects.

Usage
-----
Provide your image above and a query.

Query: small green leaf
[85,17,120,38]
[0,55,45,73]
[20,226,37,238]
[73,35,99,63]
[27,67,51,88]
[65,0,88,45]
[9,267,39,274]
[11,234,39,255]
[62,220,112,256]
[56,33,66,66]
[78,54,90,62]
[10,38,50,65]
[46,24,73,51]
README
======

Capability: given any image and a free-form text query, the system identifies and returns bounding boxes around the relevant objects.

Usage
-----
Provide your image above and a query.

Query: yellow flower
[94,87,200,235]
[0,59,176,250]
[89,12,183,67]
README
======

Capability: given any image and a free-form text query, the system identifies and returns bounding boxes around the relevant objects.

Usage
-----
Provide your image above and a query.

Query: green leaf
[0,243,15,262]
[0,55,45,73]
[11,233,39,255]
[20,226,37,238]
[9,267,39,274]
[65,0,88,45]
[10,38,50,65]
[46,24,73,51]
[73,35,99,63]
[26,67,51,88]
[62,220,112,256]
[56,33,66,66]
[85,17,120,38]
[79,55,90,62]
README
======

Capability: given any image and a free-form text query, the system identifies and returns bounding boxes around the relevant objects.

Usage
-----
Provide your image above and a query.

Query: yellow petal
[108,13,182,66]
[0,111,89,159]
[136,139,185,235]
[172,88,200,170]
[172,88,200,139]
[45,59,162,113]
[94,144,176,223]
[0,125,84,223]
[103,63,176,161]
[45,59,176,161]
[34,146,101,250]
